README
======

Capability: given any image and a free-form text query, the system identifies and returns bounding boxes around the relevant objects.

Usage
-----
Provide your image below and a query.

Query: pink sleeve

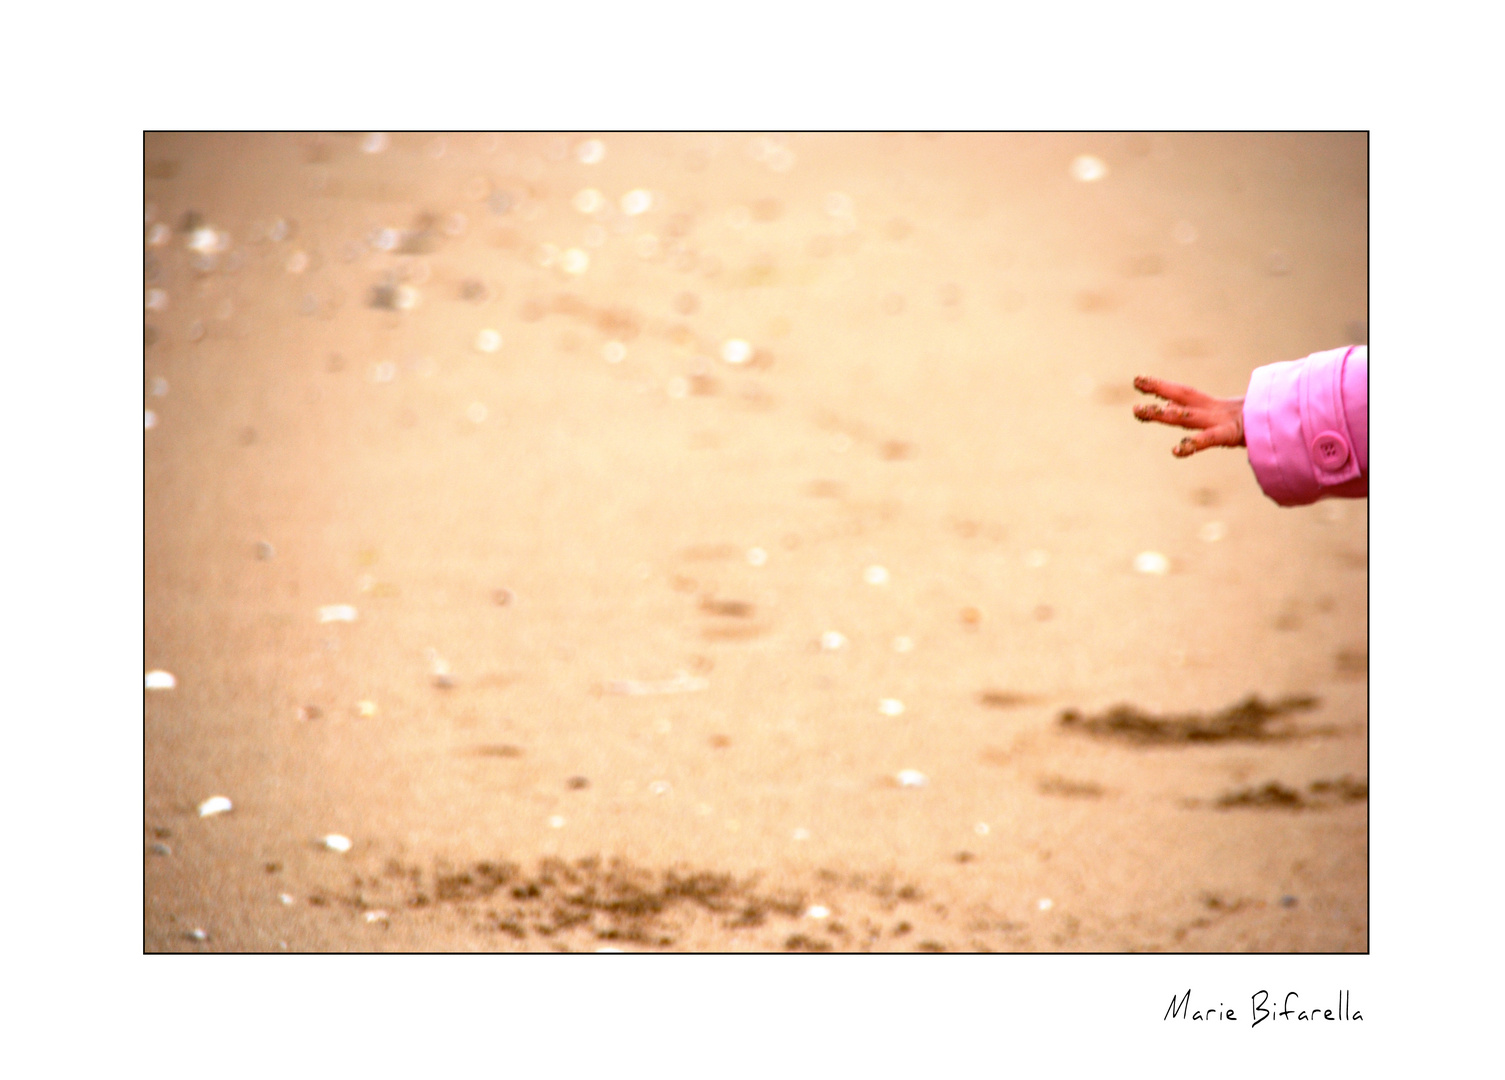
[1242,346,1368,507]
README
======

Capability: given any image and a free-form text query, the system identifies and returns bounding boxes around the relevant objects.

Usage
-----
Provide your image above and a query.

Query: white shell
[897,769,928,787]
[864,565,890,586]
[322,834,352,852]
[317,605,358,623]
[475,328,502,353]
[820,631,847,651]
[879,699,906,717]
[720,339,753,365]
[805,905,831,920]
[1133,551,1170,575]
[198,795,233,817]
[1069,155,1107,182]
[145,670,176,690]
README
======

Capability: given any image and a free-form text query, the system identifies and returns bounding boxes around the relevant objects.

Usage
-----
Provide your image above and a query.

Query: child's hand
[1132,375,1246,458]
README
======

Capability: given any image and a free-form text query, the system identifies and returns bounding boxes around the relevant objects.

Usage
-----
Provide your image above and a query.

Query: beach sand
[143,131,1367,952]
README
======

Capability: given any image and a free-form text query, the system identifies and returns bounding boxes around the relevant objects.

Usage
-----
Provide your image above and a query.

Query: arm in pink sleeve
[1241,346,1367,507]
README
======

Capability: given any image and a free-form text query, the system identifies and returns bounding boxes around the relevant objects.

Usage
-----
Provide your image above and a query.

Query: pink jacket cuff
[1242,346,1368,507]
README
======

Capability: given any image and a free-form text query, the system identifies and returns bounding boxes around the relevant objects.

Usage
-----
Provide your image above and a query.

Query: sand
[143,131,1367,952]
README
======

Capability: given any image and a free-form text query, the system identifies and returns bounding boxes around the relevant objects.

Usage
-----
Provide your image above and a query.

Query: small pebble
[603,341,627,364]
[363,910,390,923]
[372,361,397,383]
[197,795,233,817]
[746,547,767,567]
[864,565,889,586]
[621,189,653,216]
[279,893,295,905]
[317,605,358,623]
[792,827,811,841]
[361,132,389,154]
[1025,549,1048,568]
[1038,898,1054,911]
[576,139,606,165]
[1281,895,1298,908]
[151,842,172,856]
[145,288,169,311]
[475,328,502,353]
[187,928,209,942]
[574,188,604,213]
[896,769,927,787]
[145,669,177,690]
[892,636,914,653]
[322,834,353,853]
[548,815,566,829]
[466,402,488,424]
[1133,551,1170,575]
[720,339,753,365]
[879,699,906,717]
[144,410,158,430]
[561,248,590,275]
[1198,521,1227,543]
[820,631,847,651]
[805,905,831,920]
[149,376,169,397]
[356,700,377,718]
[255,541,276,560]
[648,780,672,796]
[566,776,589,790]
[974,822,990,836]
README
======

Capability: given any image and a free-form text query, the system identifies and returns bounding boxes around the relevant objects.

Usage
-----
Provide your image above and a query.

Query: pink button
[1311,430,1350,472]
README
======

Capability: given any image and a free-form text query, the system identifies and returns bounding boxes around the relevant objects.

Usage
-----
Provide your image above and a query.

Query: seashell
[198,795,233,817]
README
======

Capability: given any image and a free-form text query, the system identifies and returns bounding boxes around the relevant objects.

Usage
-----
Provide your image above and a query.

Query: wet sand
[144,132,1367,953]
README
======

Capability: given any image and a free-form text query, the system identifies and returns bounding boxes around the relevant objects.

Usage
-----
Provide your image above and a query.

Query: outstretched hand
[1132,375,1246,458]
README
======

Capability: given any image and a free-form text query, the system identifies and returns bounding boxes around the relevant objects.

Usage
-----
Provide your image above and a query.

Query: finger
[1133,402,1213,429]
[1170,424,1241,457]
[1133,375,1212,407]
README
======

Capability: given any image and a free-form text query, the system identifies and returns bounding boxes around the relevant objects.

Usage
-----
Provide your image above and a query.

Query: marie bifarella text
[1164,990,1362,1026]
